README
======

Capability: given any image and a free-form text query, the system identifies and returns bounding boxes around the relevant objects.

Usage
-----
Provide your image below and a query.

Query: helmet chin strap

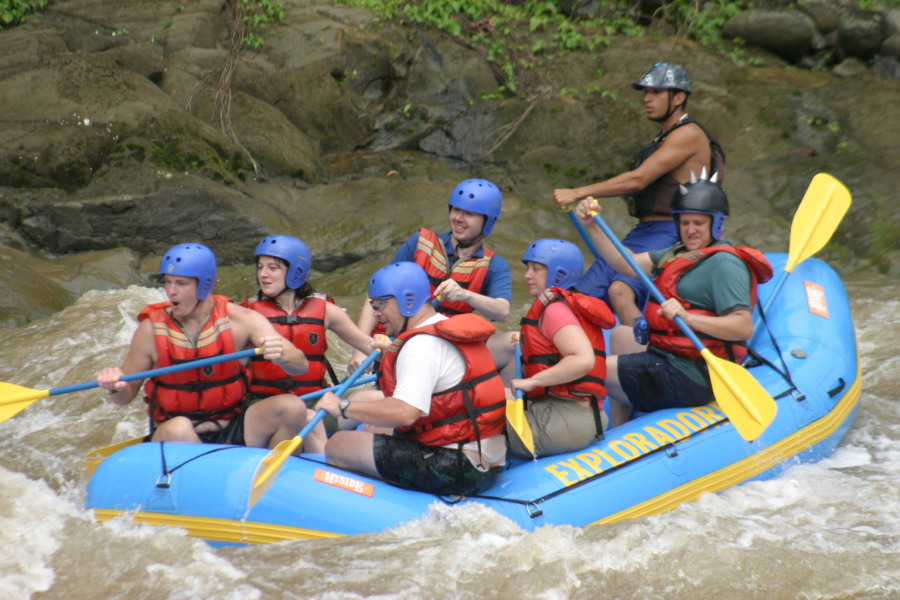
[651,90,680,123]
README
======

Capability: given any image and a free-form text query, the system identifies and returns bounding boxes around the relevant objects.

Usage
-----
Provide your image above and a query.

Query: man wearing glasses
[317,262,507,496]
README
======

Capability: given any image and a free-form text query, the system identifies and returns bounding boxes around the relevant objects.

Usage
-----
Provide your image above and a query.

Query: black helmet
[672,171,728,240]
[632,62,693,94]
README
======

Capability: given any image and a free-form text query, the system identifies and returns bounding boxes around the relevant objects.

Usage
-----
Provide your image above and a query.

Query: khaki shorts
[507,397,606,459]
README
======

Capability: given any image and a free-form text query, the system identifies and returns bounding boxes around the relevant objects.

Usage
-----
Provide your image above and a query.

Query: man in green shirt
[574,174,772,427]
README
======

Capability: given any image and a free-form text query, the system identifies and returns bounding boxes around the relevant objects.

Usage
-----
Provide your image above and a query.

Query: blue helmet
[522,239,584,290]
[368,262,431,317]
[673,174,729,241]
[254,235,312,290]
[159,243,217,300]
[448,178,502,237]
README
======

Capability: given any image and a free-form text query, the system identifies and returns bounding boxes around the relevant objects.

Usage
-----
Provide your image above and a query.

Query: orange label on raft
[313,468,375,497]
[804,281,829,319]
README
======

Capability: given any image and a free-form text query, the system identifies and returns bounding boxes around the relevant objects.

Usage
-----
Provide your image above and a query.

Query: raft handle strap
[154,442,244,488]
[827,378,846,398]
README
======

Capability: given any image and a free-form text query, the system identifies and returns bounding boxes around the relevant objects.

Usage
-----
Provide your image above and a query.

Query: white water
[0,276,897,600]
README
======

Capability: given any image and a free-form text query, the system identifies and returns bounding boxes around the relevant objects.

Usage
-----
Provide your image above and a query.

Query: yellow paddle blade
[701,349,777,441]
[506,396,535,456]
[82,437,143,477]
[786,173,851,273]
[248,437,302,507]
[0,383,49,421]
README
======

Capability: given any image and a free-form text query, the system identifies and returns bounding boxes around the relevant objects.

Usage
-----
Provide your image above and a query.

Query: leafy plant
[1,0,47,27]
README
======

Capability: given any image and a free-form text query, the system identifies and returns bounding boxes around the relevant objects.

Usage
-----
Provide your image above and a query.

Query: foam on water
[0,277,896,599]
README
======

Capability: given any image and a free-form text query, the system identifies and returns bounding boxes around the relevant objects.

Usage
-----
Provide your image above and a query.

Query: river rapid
[0,271,897,599]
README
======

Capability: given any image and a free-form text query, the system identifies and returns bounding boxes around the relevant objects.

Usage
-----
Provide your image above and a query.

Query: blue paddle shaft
[296,350,381,439]
[590,213,707,352]
[566,211,602,260]
[48,348,260,397]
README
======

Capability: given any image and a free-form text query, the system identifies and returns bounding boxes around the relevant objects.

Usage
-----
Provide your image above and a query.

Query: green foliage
[335,0,754,96]
[1,0,47,27]
[237,0,285,49]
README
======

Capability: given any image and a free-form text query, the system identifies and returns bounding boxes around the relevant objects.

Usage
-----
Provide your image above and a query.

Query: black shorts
[373,434,501,496]
[197,412,246,446]
[617,349,713,412]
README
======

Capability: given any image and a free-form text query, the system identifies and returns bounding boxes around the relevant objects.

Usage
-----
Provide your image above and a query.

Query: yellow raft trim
[91,509,344,545]
[591,366,862,526]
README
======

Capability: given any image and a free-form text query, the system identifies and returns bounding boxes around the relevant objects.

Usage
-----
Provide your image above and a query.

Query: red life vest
[646,244,773,362]
[137,295,248,423]
[379,313,507,447]
[413,228,494,316]
[627,118,726,219]
[240,293,330,397]
[520,287,615,402]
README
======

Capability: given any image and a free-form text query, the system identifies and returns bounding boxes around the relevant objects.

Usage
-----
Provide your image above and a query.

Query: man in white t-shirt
[317,262,507,496]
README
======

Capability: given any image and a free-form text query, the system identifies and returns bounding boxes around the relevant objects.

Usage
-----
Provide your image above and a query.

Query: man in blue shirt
[350,179,512,367]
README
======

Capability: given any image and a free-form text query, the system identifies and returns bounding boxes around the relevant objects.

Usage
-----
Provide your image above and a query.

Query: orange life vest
[240,293,329,397]
[520,287,615,402]
[413,228,494,316]
[138,295,248,423]
[646,244,773,362]
[379,313,506,447]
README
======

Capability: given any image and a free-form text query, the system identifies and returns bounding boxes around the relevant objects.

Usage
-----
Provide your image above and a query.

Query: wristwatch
[339,398,351,419]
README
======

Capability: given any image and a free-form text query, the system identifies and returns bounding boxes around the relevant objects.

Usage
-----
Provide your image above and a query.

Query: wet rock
[722,10,817,63]
[836,9,885,60]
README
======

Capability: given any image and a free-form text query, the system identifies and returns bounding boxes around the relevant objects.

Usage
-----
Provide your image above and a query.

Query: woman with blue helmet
[96,242,312,452]
[497,239,616,458]
[351,178,512,370]
[241,235,373,413]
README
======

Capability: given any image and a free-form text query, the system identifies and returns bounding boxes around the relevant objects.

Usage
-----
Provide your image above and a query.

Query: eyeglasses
[368,295,392,311]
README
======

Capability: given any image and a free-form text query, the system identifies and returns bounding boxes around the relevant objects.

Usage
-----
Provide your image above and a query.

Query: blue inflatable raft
[84,254,861,546]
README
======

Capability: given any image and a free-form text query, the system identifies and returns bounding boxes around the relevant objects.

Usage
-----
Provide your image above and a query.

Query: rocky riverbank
[0,0,897,326]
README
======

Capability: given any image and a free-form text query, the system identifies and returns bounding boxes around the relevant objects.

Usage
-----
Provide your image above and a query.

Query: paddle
[566,209,602,261]
[751,173,851,336]
[81,372,378,476]
[0,348,261,423]
[507,337,536,456]
[586,210,777,441]
[248,348,382,507]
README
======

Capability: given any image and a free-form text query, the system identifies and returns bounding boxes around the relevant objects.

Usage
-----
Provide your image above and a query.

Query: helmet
[672,174,729,241]
[522,239,584,290]
[254,235,312,290]
[159,243,217,300]
[368,262,431,317]
[448,178,503,237]
[632,62,693,93]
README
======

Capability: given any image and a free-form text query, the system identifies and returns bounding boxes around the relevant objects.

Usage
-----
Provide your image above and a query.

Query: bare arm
[325,302,374,355]
[511,324,594,393]
[658,300,754,342]
[317,390,424,428]
[97,319,156,405]
[433,279,510,322]
[574,198,654,278]
[228,303,309,375]
[553,124,707,208]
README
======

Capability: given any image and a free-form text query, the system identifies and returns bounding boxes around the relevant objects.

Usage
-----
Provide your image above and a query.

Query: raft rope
[154,442,242,488]
[745,305,805,402]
